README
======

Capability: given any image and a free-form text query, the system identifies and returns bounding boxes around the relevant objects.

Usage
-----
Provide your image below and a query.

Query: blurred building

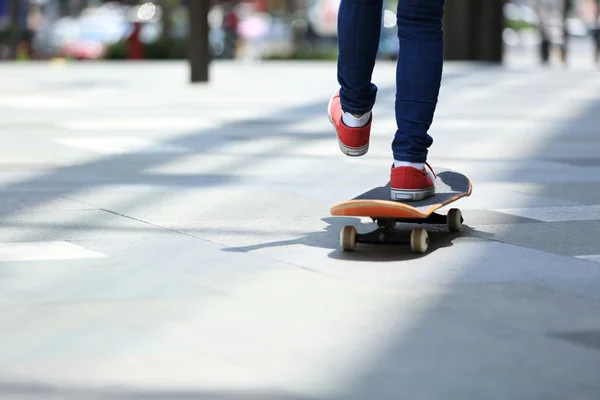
[4,0,596,63]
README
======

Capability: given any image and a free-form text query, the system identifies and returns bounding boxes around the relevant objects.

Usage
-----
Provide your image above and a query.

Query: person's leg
[392,0,445,165]
[328,0,383,156]
[389,0,444,202]
[594,0,600,63]
[560,0,571,64]
[534,0,551,64]
[337,0,383,117]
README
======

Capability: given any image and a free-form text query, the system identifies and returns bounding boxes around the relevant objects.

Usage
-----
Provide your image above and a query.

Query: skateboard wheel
[447,208,462,232]
[410,228,429,254]
[340,226,357,252]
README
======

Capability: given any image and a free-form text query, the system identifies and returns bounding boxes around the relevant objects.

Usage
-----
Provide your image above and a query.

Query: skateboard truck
[340,209,463,254]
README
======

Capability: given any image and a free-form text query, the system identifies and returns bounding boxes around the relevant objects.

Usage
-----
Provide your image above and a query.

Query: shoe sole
[337,139,369,157]
[390,186,435,202]
[328,95,369,157]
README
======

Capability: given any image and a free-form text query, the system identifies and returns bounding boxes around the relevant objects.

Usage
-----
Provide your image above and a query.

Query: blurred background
[0,0,598,68]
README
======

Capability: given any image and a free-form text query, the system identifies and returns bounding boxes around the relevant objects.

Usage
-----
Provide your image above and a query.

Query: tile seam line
[84,207,336,277]
[92,207,222,244]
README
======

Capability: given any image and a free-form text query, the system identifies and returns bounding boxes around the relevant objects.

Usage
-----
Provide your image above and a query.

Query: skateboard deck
[330,168,472,253]
[331,168,472,219]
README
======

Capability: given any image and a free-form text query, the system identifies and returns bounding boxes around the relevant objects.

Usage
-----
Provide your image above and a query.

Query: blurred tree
[7,0,20,60]
[160,0,179,39]
[444,0,505,62]
[188,0,209,82]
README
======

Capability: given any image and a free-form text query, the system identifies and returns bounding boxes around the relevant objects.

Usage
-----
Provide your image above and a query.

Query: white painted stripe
[0,241,108,262]
[57,118,215,131]
[55,137,186,155]
[0,96,85,109]
[494,205,600,222]
[575,255,600,264]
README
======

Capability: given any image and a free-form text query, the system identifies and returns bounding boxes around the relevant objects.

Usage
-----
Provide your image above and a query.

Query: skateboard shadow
[460,225,497,240]
[222,216,463,262]
[221,217,365,253]
[327,223,461,262]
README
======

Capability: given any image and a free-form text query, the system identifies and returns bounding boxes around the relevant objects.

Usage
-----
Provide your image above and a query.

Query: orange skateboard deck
[330,167,472,253]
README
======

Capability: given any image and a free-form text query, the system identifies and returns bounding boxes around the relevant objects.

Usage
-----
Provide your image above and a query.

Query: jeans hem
[340,104,374,115]
[392,152,428,163]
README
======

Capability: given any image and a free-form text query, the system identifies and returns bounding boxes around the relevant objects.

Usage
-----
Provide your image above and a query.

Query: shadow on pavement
[223,216,463,261]
[2,64,600,398]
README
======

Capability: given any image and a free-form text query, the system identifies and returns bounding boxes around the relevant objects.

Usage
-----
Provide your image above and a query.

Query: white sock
[342,111,371,128]
[394,160,425,170]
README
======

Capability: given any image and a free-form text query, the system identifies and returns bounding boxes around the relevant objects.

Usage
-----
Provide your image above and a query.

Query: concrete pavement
[0,57,600,399]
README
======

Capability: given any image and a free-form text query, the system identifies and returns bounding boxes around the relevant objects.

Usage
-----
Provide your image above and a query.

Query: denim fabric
[337,0,445,163]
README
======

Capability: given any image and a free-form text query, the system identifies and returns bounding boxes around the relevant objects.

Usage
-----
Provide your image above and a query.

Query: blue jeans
[337,0,445,163]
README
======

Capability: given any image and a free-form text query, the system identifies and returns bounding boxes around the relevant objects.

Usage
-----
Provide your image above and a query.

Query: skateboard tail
[330,200,428,219]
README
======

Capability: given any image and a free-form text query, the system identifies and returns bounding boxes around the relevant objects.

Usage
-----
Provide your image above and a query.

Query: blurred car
[33,3,160,60]
[32,17,79,59]
[61,16,128,59]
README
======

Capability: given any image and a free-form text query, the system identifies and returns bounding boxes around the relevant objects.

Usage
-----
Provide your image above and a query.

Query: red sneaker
[327,90,371,157]
[390,163,436,201]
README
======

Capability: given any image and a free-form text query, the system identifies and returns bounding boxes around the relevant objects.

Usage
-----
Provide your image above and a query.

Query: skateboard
[330,167,472,254]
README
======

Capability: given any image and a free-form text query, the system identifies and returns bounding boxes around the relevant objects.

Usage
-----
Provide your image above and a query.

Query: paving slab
[1,57,600,399]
